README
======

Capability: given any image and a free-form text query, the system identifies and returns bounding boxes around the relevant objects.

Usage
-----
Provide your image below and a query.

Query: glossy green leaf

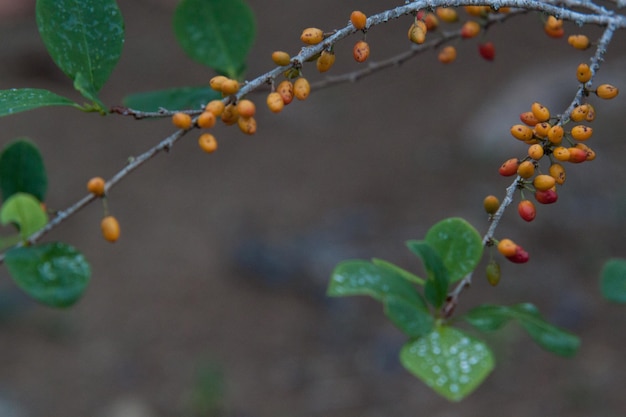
[600,258,626,304]
[36,0,124,98]
[463,303,580,357]
[123,86,221,112]
[173,0,256,79]
[384,295,434,338]
[0,138,48,202]
[406,241,449,308]
[425,217,483,283]
[400,326,494,401]
[372,258,425,285]
[0,88,78,117]
[4,242,91,308]
[0,193,48,238]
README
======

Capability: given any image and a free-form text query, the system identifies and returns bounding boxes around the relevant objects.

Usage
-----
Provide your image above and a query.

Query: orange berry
[172,112,192,130]
[87,177,106,196]
[568,34,590,50]
[266,92,285,113]
[209,75,228,91]
[220,79,240,96]
[294,77,311,100]
[436,7,458,23]
[460,20,481,38]
[499,157,520,176]
[300,27,324,45]
[528,144,544,160]
[596,84,619,99]
[438,45,457,64]
[196,111,216,129]
[277,80,294,105]
[316,50,336,72]
[544,16,564,38]
[531,102,550,122]
[271,51,291,66]
[570,105,589,122]
[465,5,489,16]
[576,63,592,83]
[101,216,120,243]
[510,124,534,141]
[533,174,556,191]
[483,195,500,215]
[585,104,596,122]
[570,125,593,141]
[547,125,564,145]
[420,12,439,31]
[497,238,517,257]
[567,146,588,163]
[575,143,596,161]
[549,163,566,184]
[198,133,218,153]
[408,22,427,44]
[205,100,225,116]
[517,160,535,179]
[221,103,239,125]
[236,99,256,118]
[518,200,537,222]
[533,122,551,138]
[520,111,539,126]
[552,146,571,161]
[237,116,257,135]
[350,10,367,30]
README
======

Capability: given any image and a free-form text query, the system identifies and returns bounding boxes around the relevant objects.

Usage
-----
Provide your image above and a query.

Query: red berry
[506,245,529,263]
[478,42,495,61]
[499,158,519,176]
[535,189,558,204]
[518,200,537,222]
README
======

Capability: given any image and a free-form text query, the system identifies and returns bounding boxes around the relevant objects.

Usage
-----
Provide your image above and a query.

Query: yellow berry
[544,16,564,38]
[596,84,619,99]
[465,5,489,16]
[294,77,311,100]
[528,144,544,160]
[531,102,550,122]
[497,238,517,257]
[577,63,592,83]
[549,163,566,184]
[221,104,239,125]
[408,22,427,44]
[205,100,225,117]
[209,75,228,91]
[353,40,370,62]
[220,79,240,96]
[460,20,481,39]
[300,27,324,45]
[533,174,556,191]
[350,10,367,30]
[237,116,257,135]
[510,124,534,141]
[271,51,291,66]
[101,216,120,243]
[236,99,256,118]
[570,125,593,141]
[438,46,457,64]
[277,80,294,105]
[547,125,564,145]
[316,50,336,72]
[570,105,589,122]
[266,92,285,113]
[520,111,539,127]
[483,195,500,215]
[585,103,596,122]
[552,146,571,161]
[196,111,216,129]
[87,177,106,196]
[517,160,535,179]
[436,7,458,23]
[568,34,590,50]
[172,112,192,130]
[533,122,551,138]
[198,133,218,153]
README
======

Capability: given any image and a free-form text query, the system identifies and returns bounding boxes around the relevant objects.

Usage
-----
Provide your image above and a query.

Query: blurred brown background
[1,1,626,416]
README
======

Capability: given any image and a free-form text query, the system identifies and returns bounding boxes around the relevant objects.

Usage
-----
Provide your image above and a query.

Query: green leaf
[372,258,425,285]
[0,193,48,239]
[406,241,449,308]
[384,295,434,338]
[0,88,78,117]
[424,217,484,283]
[4,242,91,308]
[463,303,580,357]
[36,0,124,99]
[600,258,626,303]
[173,0,256,79]
[0,138,48,202]
[123,86,221,112]
[400,326,494,401]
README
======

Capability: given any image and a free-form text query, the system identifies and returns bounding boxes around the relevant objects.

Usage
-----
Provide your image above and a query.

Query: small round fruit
[570,105,589,122]
[205,100,225,116]
[316,50,336,72]
[585,104,596,122]
[520,111,539,126]
[277,80,294,105]
[209,75,228,91]
[575,143,596,161]
[87,177,106,196]
[528,144,544,160]
[238,116,257,135]
[438,46,457,64]
[465,5,490,16]
[353,41,370,62]
[483,195,500,215]
[196,111,216,129]
[544,16,564,38]
[408,22,426,44]
[460,20,480,39]
[510,124,534,141]
[435,7,458,23]
[419,12,439,31]
[221,104,239,125]
[271,51,291,66]
[518,200,537,222]
[552,146,571,162]
[478,42,495,61]
[266,92,285,113]
[596,84,619,99]
[568,34,590,50]
[506,245,529,263]
[486,260,501,286]
[577,63,592,83]
[236,99,256,118]
[549,163,566,184]
[220,79,240,96]
[517,160,535,179]
[531,102,550,122]
[300,27,324,45]
[533,122,551,138]
[294,77,311,100]
[499,158,520,176]
[547,125,564,145]
[533,174,556,191]
[172,112,192,130]
[497,238,517,257]
[567,147,588,163]
[198,133,218,153]
[535,188,558,204]
[350,10,367,30]
[570,125,593,141]
[101,216,120,243]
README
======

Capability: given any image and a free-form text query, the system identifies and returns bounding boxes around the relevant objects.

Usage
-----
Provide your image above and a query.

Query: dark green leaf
[372,258,425,285]
[4,242,91,308]
[0,193,48,238]
[463,303,580,357]
[384,295,434,338]
[123,86,221,112]
[173,0,256,79]
[0,88,78,117]
[425,217,484,283]
[400,326,494,401]
[406,241,449,308]
[600,258,626,303]
[36,0,124,98]
[0,139,48,202]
